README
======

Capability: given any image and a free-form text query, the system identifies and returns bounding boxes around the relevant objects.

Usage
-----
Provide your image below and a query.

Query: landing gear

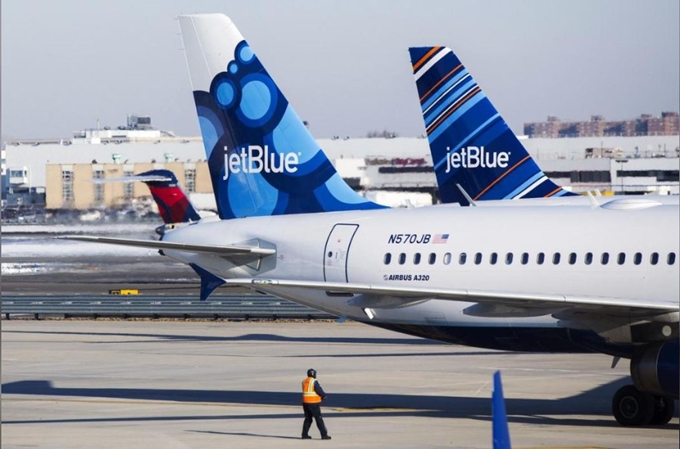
[650,395,675,426]
[612,385,654,426]
[612,385,676,426]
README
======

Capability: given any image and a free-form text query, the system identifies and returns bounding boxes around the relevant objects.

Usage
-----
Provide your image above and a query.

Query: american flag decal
[432,233,449,244]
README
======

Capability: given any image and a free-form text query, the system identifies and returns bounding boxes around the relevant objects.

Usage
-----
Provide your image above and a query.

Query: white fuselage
[161,201,679,334]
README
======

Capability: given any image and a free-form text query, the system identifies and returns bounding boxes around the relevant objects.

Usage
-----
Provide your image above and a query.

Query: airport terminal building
[2,117,679,214]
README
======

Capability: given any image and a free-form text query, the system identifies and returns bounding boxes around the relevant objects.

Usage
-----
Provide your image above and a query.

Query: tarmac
[2,319,678,449]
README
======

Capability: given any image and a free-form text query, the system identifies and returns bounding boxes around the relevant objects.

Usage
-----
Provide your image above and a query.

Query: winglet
[455,183,477,207]
[189,263,226,301]
[586,191,600,208]
[492,371,512,449]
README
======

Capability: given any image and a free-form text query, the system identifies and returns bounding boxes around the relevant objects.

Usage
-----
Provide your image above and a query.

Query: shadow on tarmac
[1,329,453,346]
[188,430,302,440]
[5,377,676,429]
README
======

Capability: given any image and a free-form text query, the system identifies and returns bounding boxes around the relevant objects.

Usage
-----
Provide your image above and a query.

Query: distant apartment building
[524,112,679,138]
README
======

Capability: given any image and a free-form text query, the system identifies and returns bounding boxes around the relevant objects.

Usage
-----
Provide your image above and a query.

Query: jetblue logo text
[444,146,510,172]
[223,146,301,180]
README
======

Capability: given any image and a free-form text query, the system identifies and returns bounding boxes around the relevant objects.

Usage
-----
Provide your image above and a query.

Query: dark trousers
[302,403,328,437]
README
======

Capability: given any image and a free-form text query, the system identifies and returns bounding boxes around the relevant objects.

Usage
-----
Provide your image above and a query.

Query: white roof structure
[3,135,679,188]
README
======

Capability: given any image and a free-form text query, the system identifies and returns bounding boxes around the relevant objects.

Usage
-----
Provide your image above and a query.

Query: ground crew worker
[301,368,331,440]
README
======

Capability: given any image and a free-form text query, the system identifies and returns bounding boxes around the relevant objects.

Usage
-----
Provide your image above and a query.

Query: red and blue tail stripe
[137,170,202,224]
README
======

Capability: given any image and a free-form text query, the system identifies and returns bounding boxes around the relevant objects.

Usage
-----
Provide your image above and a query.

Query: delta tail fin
[95,169,202,224]
[409,47,575,205]
[178,14,384,219]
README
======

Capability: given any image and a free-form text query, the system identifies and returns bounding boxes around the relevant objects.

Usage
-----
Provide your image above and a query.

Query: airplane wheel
[612,385,655,426]
[650,396,675,426]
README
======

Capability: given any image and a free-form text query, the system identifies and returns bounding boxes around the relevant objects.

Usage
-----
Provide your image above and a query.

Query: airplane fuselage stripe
[427,86,481,134]
[473,155,531,200]
[419,64,462,102]
[421,70,470,113]
[412,47,442,73]
[503,172,544,199]
[424,77,474,124]
[428,92,486,143]
[545,186,564,197]
[515,175,549,199]
[414,48,449,80]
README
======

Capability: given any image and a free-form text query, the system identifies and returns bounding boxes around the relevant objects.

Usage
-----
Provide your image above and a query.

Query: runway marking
[473,380,490,396]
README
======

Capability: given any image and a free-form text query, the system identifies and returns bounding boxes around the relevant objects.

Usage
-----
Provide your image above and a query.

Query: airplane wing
[225,278,678,343]
[59,236,276,256]
[223,278,677,315]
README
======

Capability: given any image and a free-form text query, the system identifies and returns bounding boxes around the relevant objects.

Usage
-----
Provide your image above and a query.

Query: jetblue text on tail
[222,145,301,180]
[445,146,510,171]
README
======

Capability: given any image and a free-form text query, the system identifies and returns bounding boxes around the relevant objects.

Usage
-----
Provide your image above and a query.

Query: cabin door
[323,224,359,282]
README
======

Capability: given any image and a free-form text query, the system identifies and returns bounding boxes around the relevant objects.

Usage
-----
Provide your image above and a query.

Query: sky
[2,0,679,140]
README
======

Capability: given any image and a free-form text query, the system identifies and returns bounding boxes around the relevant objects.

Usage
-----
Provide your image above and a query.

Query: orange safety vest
[302,377,322,403]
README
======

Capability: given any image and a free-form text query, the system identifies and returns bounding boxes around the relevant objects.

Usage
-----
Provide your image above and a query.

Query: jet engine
[631,339,679,399]
[612,339,678,426]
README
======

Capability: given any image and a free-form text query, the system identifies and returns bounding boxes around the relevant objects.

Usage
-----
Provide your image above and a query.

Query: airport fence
[1,295,335,320]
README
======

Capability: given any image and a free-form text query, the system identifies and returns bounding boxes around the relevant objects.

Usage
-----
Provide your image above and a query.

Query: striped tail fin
[409,47,574,205]
[178,14,384,219]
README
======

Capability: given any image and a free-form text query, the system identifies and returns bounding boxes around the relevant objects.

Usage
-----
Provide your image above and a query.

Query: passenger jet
[66,14,679,427]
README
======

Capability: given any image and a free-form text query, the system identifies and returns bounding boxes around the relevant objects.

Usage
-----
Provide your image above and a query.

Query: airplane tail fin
[103,169,202,224]
[492,371,512,449]
[178,14,384,219]
[408,47,574,205]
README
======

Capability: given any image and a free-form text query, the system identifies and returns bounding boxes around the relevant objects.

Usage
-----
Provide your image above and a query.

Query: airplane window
[601,252,610,265]
[490,252,498,265]
[505,253,513,265]
[617,252,626,265]
[327,251,333,258]
[536,252,545,265]
[459,253,467,265]
[442,253,450,265]
[399,253,406,265]
[384,253,392,265]
[568,252,577,265]
[553,252,561,265]
[521,253,529,265]
[429,253,437,265]
[634,252,642,265]
[585,252,593,265]
[413,253,421,265]
[474,253,483,265]
[668,253,677,265]
[650,252,659,265]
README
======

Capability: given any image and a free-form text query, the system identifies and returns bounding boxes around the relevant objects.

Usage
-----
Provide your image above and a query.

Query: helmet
[307,368,317,378]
